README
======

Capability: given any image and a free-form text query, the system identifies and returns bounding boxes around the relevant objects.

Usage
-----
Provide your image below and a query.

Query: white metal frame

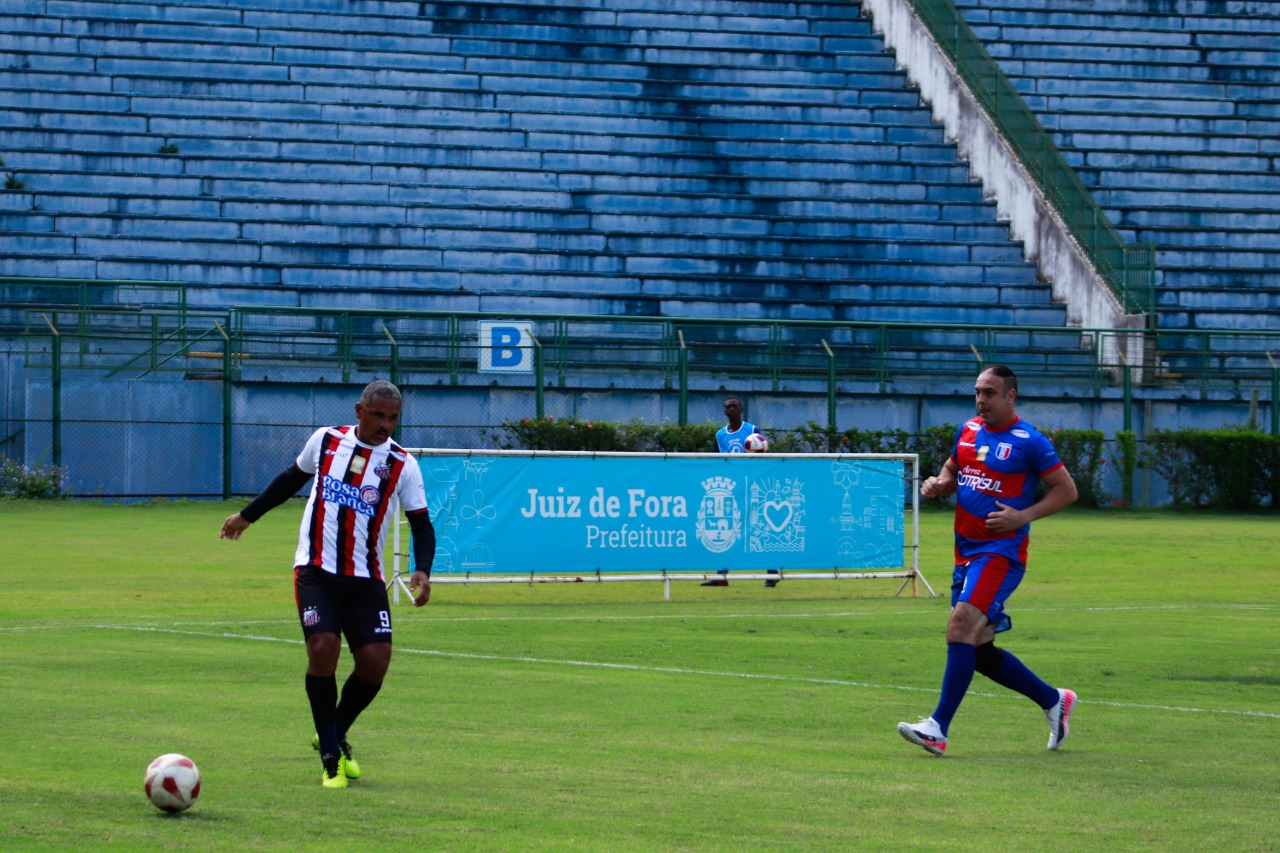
[389,450,935,601]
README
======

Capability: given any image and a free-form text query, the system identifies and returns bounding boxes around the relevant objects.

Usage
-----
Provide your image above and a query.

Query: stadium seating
[952,0,1280,335]
[0,0,1070,335]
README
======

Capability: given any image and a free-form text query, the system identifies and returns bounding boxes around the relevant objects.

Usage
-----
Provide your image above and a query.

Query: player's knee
[945,604,986,644]
[353,643,391,683]
[974,641,1004,676]
[305,632,341,671]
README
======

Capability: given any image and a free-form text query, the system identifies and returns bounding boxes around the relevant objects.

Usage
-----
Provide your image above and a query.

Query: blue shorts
[951,553,1025,634]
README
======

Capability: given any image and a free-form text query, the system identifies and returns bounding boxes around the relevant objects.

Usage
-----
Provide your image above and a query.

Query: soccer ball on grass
[744,433,769,453]
[144,753,201,813]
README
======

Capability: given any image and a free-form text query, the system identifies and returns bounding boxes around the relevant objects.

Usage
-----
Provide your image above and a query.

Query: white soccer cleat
[1045,688,1077,750]
[897,716,947,756]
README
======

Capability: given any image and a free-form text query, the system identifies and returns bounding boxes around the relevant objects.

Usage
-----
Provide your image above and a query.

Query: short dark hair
[982,364,1018,394]
[360,380,402,406]
[724,397,742,407]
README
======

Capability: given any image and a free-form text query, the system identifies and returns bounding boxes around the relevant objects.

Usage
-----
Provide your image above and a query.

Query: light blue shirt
[716,421,758,453]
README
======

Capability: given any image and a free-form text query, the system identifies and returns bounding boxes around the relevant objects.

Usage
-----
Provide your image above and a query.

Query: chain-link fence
[5,307,1279,504]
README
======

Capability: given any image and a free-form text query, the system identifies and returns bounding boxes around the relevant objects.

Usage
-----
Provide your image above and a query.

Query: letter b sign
[478,321,534,373]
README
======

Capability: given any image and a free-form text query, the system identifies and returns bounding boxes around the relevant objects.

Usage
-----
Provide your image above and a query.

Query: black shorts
[294,565,393,650]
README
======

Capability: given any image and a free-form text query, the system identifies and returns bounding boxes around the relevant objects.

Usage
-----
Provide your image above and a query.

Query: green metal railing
[14,308,1280,501]
[20,306,1280,401]
[1,276,188,319]
[904,0,1156,318]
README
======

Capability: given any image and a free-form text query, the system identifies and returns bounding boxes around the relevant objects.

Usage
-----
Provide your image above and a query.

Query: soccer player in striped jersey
[898,365,1078,756]
[220,380,435,787]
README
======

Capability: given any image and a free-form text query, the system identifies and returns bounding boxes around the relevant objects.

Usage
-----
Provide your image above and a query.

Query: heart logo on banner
[763,500,793,531]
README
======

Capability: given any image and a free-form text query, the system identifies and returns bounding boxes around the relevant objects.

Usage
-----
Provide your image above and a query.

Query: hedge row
[484,418,1114,507]
[1142,428,1280,510]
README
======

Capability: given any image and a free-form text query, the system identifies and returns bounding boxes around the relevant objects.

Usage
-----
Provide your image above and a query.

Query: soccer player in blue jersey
[707,397,776,587]
[898,365,1078,756]
[714,397,762,454]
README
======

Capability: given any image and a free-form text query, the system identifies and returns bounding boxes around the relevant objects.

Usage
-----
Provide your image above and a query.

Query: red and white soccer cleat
[1045,688,1077,750]
[897,716,947,756]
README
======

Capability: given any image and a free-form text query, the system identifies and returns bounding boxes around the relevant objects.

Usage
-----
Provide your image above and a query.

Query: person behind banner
[219,380,436,788]
[706,397,778,588]
[897,365,1078,757]
[714,397,765,454]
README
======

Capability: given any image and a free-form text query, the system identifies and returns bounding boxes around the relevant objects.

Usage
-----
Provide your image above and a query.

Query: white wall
[861,0,1147,363]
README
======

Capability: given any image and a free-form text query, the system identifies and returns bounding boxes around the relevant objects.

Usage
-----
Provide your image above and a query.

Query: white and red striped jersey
[292,425,427,580]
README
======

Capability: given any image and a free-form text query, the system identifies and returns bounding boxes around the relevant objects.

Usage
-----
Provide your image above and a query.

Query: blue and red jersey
[950,416,1063,566]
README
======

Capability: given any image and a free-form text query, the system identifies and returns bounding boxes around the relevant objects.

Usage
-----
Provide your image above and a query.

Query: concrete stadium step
[1126,226,1278,252]
[1093,187,1280,211]
[1160,267,1280,289]
[953,0,1280,18]
[1039,111,1280,138]
[1,139,975,185]
[1061,148,1274,174]
[59,0,869,20]
[1023,75,1275,103]
[10,188,1012,240]
[1117,208,1280,231]
[1157,288,1280,312]
[1157,309,1280,332]
[0,62,917,104]
[19,27,886,64]
[1079,168,1280,194]
[7,163,990,212]
[20,214,1026,267]
[957,5,1280,33]
[1020,93,1241,119]
[992,56,1280,85]
[0,228,1040,283]
[1157,246,1280,270]
[0,103,951,149]
[1058,129,1275,156]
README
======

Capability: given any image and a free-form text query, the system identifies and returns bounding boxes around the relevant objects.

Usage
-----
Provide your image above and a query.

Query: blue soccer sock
[985,648,1059,709]
[931,642,976,735]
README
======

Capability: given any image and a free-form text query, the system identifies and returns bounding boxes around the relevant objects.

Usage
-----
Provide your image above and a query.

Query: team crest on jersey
[360,485,381,504]
[977,446,989,461]
[996,442,1012,460]
[302,606,320,627]
[374,462,391,479]
[696,476,742,553]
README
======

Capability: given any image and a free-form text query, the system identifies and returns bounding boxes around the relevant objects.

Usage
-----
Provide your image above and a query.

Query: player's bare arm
[409,571,432,607]
[986,465,1078,533]
[220,513,251,540]
[921,459,959,498]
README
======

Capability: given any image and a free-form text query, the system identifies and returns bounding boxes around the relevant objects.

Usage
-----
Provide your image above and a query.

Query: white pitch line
[2,601,1268,632]
[85,624,1280,720]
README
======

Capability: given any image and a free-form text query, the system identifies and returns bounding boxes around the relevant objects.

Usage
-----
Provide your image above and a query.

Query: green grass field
[3,500,1278,851]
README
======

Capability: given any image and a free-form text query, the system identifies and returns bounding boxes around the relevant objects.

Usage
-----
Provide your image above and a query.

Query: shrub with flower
[0,457,68,498]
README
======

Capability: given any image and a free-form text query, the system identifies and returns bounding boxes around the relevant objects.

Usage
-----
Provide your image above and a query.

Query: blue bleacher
[954,0,1280,335]
[0,0,1079,334]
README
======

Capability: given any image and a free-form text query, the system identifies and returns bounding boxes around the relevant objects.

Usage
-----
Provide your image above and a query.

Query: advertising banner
[412,453,906,575]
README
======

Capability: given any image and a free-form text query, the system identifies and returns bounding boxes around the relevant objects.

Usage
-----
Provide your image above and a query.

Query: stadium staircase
[953,0,1280,339]
[0,0,1081,367]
